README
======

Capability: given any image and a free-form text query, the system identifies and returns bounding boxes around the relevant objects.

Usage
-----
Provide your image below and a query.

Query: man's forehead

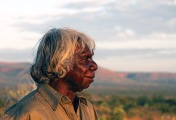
[75,45,91,54]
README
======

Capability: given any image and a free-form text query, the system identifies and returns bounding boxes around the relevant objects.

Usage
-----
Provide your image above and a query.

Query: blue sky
[0,0,176,72]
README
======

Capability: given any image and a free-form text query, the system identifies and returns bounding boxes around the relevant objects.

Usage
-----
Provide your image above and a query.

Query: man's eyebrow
[80,51,94,56]
[79,53,91,57]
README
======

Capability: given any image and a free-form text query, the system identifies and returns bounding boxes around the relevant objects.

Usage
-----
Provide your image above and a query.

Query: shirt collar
[37,84,63,111]
[77,92,88,106]
[37,84,88,111]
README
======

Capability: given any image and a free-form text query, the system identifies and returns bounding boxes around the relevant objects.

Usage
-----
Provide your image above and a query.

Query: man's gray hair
[30,28,95,84]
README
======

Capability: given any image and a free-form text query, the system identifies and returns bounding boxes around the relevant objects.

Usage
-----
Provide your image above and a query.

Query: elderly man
[3,28,98,120]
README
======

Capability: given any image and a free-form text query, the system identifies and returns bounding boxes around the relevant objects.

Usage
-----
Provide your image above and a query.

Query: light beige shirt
[3,84,99,120]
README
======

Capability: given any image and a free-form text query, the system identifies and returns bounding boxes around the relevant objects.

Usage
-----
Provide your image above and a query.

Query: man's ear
[58,68,66,78]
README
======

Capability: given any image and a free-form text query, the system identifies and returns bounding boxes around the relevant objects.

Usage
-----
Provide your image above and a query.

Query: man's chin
[77,86,89,92]
[71,84,91,92]
[71,87,84,92]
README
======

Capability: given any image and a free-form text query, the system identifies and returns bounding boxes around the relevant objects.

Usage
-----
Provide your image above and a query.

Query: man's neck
[49,79,76,103]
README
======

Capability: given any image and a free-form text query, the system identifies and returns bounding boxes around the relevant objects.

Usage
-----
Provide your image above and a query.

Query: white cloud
[96,32,176,50]
[148,32,176,40]
[110,0,138,11]
[115,26,136,39]
[0,0,63,16]
[158,49,176,55]
[158,0,176,5]
[167,18,176,27]
[0,21,41,50]
[96,39,176,49]
[0,0,176,72]
[81,6,103,13]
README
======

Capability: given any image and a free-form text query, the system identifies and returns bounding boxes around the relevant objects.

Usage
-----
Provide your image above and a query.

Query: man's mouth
[85,75,95,79]
[85,76,95,81]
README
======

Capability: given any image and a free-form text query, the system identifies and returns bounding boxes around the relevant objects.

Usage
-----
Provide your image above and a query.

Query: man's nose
[89,60,98,71]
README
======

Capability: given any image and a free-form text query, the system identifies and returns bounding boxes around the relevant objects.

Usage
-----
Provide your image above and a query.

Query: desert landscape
[0,62,176,120]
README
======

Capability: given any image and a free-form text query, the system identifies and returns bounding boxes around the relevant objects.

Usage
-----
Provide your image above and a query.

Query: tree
[111,105,126,120]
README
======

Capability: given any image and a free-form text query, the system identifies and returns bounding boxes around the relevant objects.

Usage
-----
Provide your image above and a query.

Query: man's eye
[82,56,93,62]
[83,57,89,61]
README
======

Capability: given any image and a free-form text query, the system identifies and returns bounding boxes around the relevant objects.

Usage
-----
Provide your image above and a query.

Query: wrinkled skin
[64,46,98,92]
[50,46,98,106]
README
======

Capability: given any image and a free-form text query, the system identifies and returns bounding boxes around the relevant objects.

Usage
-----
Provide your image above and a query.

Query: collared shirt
[3,84,99,120]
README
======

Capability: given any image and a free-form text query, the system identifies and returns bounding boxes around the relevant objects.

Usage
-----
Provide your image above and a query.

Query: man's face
[65,46,98,92]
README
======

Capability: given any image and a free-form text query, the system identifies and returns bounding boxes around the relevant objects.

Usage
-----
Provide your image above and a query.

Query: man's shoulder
[3,90,42,119]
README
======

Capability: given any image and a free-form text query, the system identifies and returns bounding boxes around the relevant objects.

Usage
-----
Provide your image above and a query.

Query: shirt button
[62,96,69,103]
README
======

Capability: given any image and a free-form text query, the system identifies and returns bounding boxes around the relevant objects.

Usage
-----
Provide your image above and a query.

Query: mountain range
[0,62,176,96]
[1,62,176,85]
